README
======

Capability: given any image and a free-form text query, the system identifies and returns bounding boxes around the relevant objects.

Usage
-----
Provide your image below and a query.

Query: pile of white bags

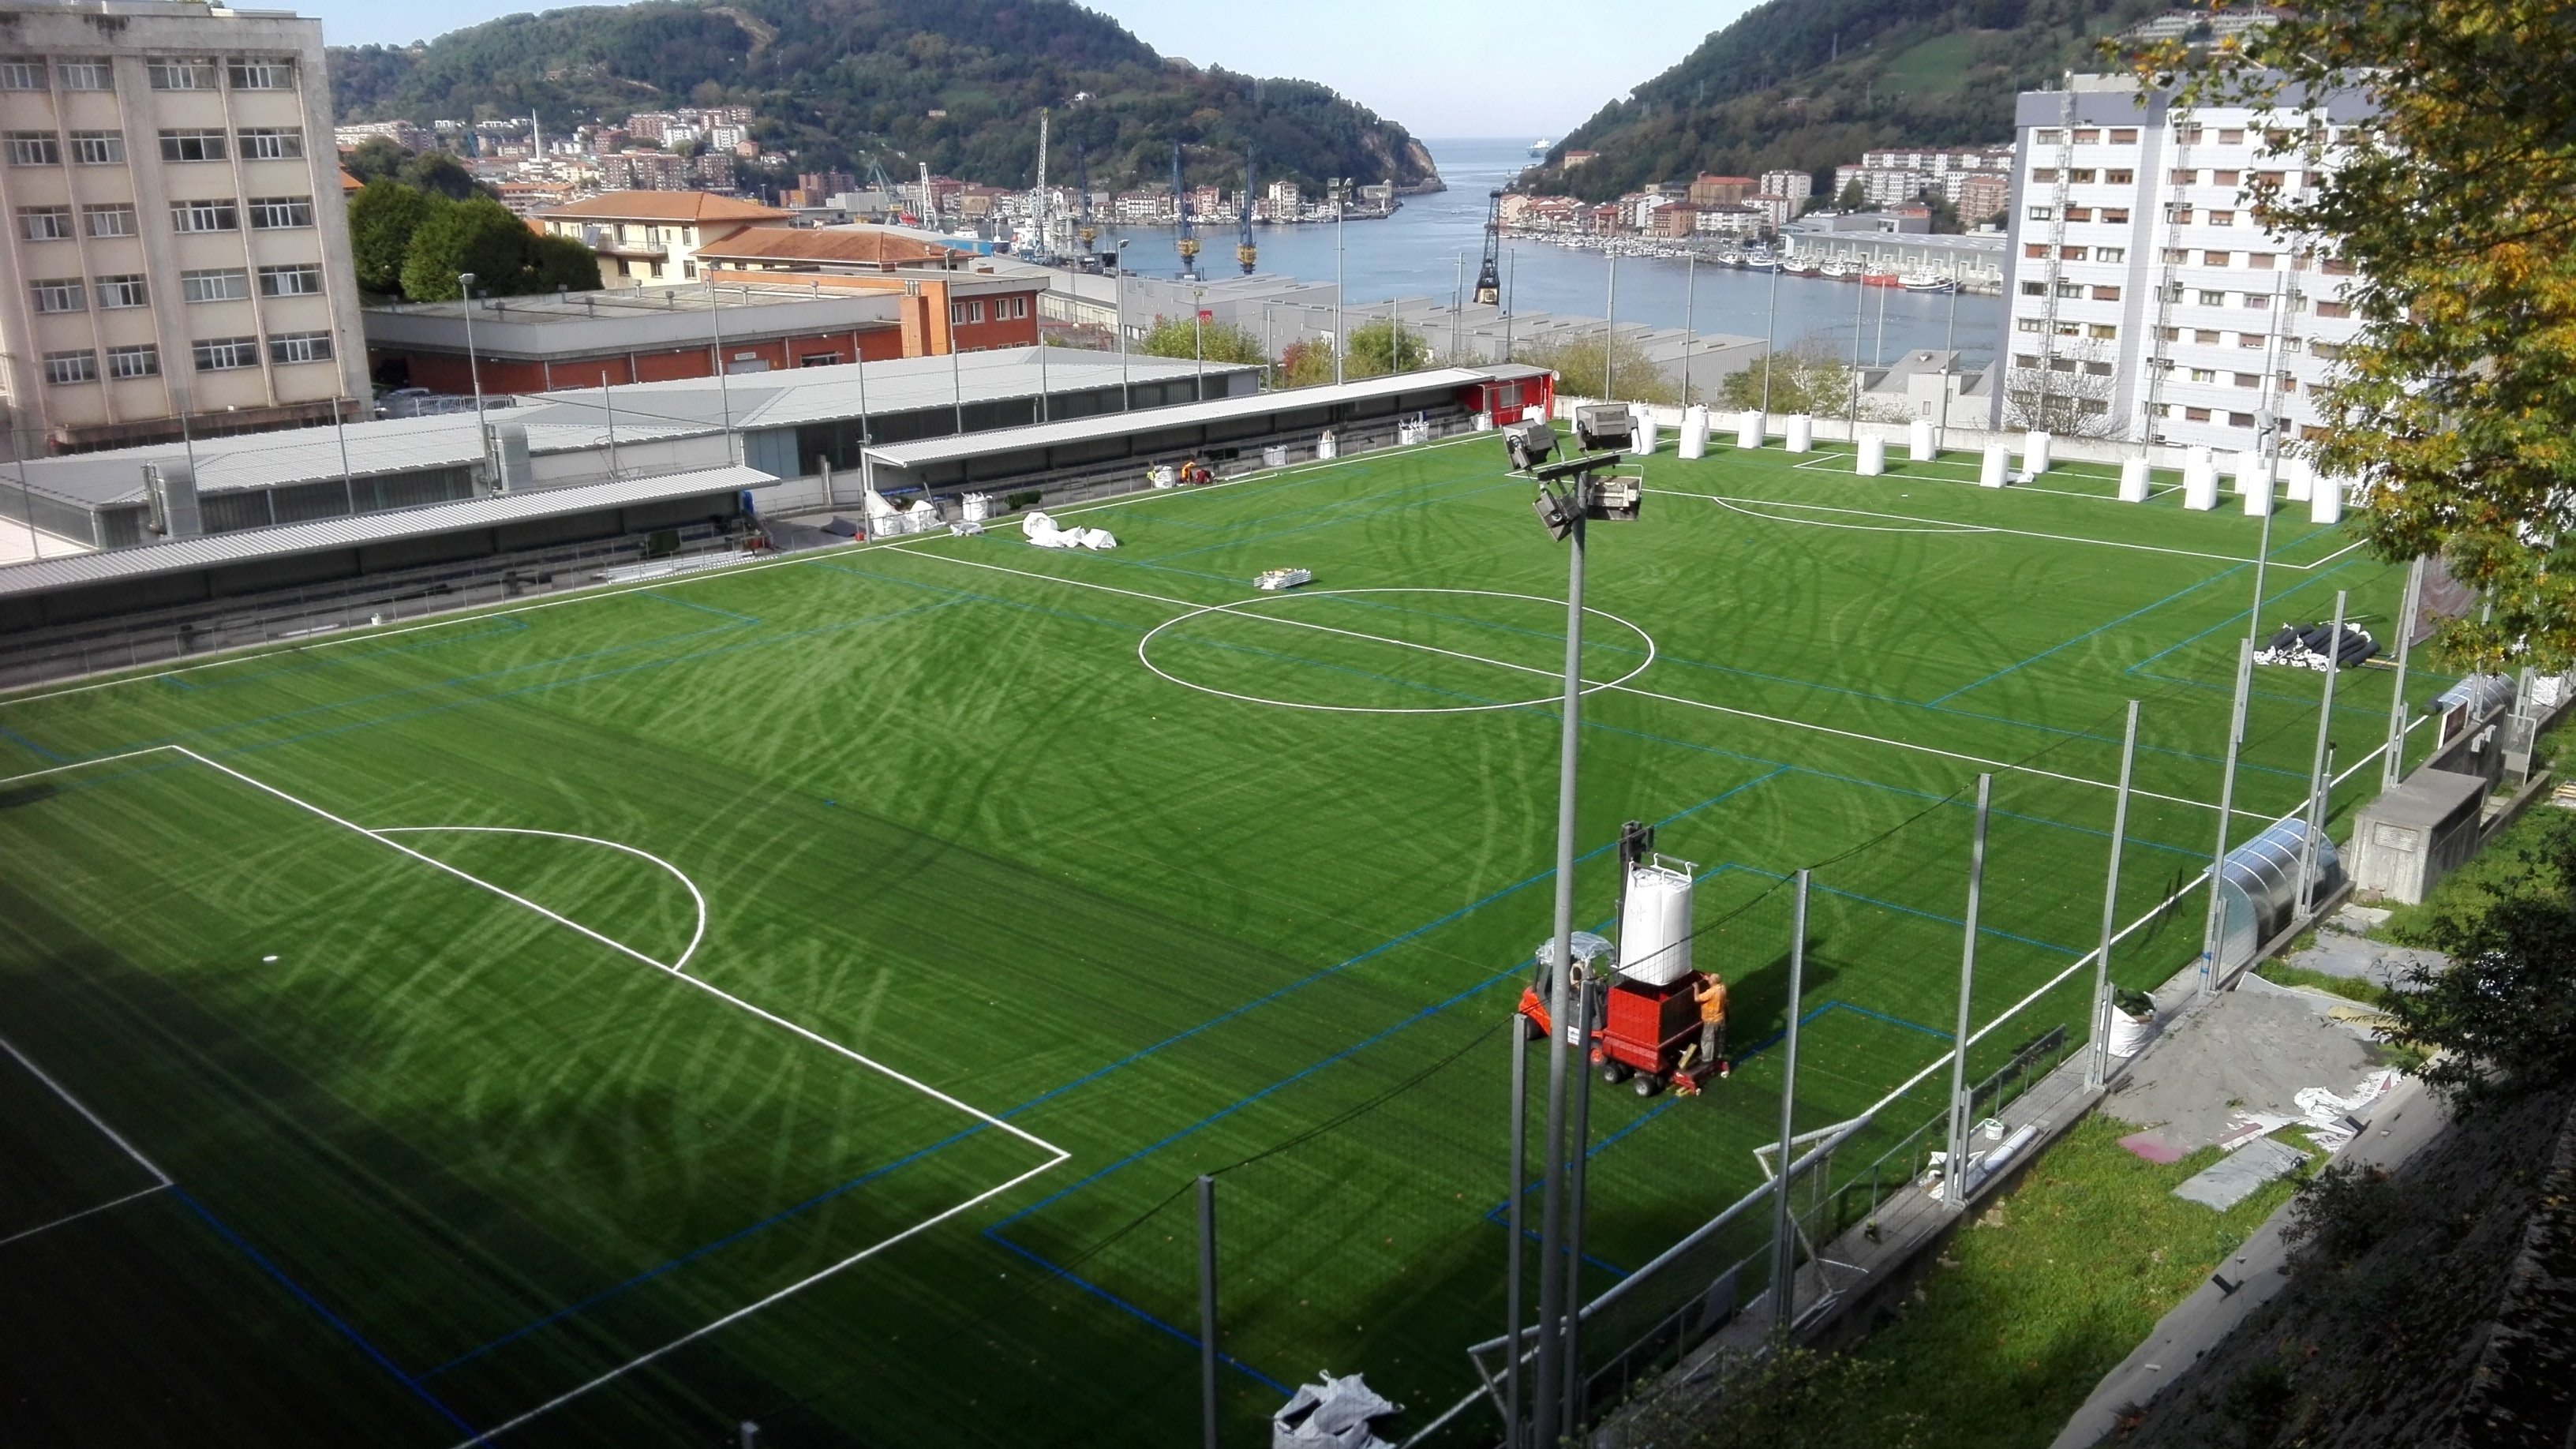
[1022,510,1118,551]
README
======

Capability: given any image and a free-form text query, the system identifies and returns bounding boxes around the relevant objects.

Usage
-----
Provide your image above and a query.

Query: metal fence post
[2200,637,2256,994]
[1771,869,1810,1335]
[1945,776,1990,1208]
[1504,1020,1527,1447]
[2297,590,2348,919]
[2383,556,2425,792]
[1198,1174,1219,1449]
[2087,701,2140,1090]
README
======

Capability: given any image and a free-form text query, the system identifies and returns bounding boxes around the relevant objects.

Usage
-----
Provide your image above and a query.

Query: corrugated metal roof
[0,466,777,599]
[862,369,1494,468]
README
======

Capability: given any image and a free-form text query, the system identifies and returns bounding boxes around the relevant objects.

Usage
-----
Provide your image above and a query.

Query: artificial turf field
[0,432,2441,1447]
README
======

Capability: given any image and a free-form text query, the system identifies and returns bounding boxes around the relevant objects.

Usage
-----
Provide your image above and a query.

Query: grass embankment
[1808,1116,2312,1449]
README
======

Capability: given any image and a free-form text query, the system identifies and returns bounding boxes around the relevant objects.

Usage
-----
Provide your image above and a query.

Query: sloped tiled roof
[539,190,793,224]
[692,227,953,267]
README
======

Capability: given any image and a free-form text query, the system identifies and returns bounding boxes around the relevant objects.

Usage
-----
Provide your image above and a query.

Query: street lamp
[457,271,486,437]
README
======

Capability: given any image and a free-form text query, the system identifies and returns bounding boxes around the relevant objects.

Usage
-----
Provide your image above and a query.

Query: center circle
[1136,587,1657,715]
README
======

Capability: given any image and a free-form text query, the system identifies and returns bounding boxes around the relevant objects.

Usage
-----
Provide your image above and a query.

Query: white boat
[1529,138,1553,159]
[1901,274,1957,292]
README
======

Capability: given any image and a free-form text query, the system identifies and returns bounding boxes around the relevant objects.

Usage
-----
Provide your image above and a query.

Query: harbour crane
[1474,188,1503,305]
[1074,138,1098,260]
[1174,144,1200,280]
[1237,148,1258,275]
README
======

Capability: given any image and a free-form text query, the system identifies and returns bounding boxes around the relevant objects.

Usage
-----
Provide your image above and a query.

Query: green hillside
[1527,0,2169,200]
[328,0,1437,194]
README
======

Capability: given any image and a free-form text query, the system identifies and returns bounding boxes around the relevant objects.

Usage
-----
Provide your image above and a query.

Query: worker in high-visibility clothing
[1692,971,1731,1080]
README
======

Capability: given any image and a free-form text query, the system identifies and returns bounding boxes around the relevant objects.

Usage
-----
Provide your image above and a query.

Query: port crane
[1074,139,1099,261]
[1237,148,1258,275]
[1173,144,1200,279]
[1473,188,1503,305]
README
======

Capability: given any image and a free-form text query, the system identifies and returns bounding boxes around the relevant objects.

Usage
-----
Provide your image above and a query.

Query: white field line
[0,1025,171,1185]
[1657,487,2371,571]
[901,547,2282,822]
[0,432,1494,711]
[450,1155,1064,1449]
[373,826,710,973]
[0,746,1072,1444]
[0,1183,171,1249]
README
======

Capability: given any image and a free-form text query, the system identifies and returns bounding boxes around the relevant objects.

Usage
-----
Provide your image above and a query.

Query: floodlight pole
[1770,868,1810,1337]
[2297,590,2348,919]
[707,279,737,466]
[457,271,486,438]
[1681,253,1697,406]
[2246,505,2275,647]
[1117,242,1133,411]
[1561,960,1597,1444]
[1334,179,1348,387]
[1601,253,1617,400]
[1944,774,1990,1208]
[1761,256,1781,414]
[1530,510,1587,1449]
[1848,279,1865,432]
[2199,637,2256,994]
[1504,1019,1529,1445]
[1197,1174,1219,1449]
[2383,556,2426,792]
[2086,700,2140,1091]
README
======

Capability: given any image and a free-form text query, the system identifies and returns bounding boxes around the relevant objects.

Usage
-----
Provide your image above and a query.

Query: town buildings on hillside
[0,0,367,456]
[1995,73,2370,453]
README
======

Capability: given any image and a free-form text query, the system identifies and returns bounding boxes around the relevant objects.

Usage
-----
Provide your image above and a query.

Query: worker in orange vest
[1692,971,1731,1080]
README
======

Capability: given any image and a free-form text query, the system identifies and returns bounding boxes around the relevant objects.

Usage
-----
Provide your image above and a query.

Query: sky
[307,0,1754,139]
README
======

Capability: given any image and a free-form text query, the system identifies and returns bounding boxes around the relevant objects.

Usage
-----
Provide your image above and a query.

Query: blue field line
[1143,477,1526,567]
[1713,859,2083,958]
[173,1187,486,1441]
[1136,458,1501,557]
[2125,554,2448,710]
[0,720,66,764]
[982,1228,1294,1394]
[417,1117,998,1380]
[637,590,762,624]
[156,616,535,694]
[1926,560,2260,706]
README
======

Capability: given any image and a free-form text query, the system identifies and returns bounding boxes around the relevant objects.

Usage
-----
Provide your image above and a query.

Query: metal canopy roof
[9,350,1242,508]
[0,466,776,599]
[861,369,1495,470]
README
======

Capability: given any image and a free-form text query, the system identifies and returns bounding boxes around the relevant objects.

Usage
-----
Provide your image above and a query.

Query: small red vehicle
[1515,821,1720,1098]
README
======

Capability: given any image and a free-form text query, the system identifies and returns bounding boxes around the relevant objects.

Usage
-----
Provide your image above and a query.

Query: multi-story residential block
[1995,73,2370,452]
[1758,170,1814,204]
[1861,147,2014,174]
[536,191,790,287]
[0,0,365,455]
[1684,174,1754,207]
[1956,171,2012,223]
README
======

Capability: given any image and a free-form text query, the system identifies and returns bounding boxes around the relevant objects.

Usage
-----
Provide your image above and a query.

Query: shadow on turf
[0,781,58,810]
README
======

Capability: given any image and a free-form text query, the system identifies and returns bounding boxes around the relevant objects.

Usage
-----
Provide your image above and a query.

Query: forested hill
[1526,0,2170,200]
[329,0,1438,194]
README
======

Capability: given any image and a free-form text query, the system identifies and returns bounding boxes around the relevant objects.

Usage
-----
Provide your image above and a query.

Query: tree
[530,234,604,292]
[1136,315,1267,366]
[348,181,435,295]
[1515,331,1675,402]
[1279,338,1335,388]
[2130,2,2576,669]
[1345,316,1431,378]
[397,149,492,201]
[1718,338,1848,415]
[1836,178,1865,211]
[344,135,410,186]
[2000,339,2121,438]
[400,197,543,301]
[2379,813,2576,1112]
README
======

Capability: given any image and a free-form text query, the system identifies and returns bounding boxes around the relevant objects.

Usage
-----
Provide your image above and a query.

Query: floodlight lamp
[1574,402,1633,453]
[1590,474,1642,522]
[1532,479,1580,541]
[1504,418,1557,472]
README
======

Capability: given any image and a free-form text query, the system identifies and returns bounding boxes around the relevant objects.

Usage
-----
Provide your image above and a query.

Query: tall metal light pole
[1601,253,1618,400]
[2297,590,2349,919]
[1334,178,1348,387]
[707,279,737,465]
[1680,253,1697,406]
[1762,257,1781,414]
[1116,239,1132,411]
[1192,285,1205,397]
[1529,500,1587,1447]
[1944,774,1992,1208]
[457,271,486,437]
[2199,637,2256,994]
[1771,869,1810,1335]
[2086,702,2140,1091]
[2383,556,2427,790]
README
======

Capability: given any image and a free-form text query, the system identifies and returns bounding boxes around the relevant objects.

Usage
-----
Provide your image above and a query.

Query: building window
[16,206,69,241]
[43,350,96,384]
[2074,129,2100,144]
[181,268,250,302]
[2170,206,2196,224]
[2020,281,2046,297]
[2024,243,2048,258]
[2171,168,2198,185]
[2066,206,2093,222]
[2244,294,2271,309]
[28,278,84,313]
[70,131,123,165]
[2110,128,2139,144]
[2196,328,2222,344]
[2218,129,2245,145]
[2240,331,2266,347]
[951,299,985,324]
[2248,251,2276,269]
[147,59,218,91]
[2087,323,2117,339]
[2097,245,2126,262]
[245,196,313,230]
[2092,285,2122,301]
[2059,245,2087,260]
[268,331,331,364]
[2278,375,2298,393]
[2032,167,2057,183]
[2234,372,2262,388]
[192,335,260,371]
[2069,169,2095,183]
[2198,290,2227,305]
[2027,206,2054,222]
[240,128,306,160]
[2321,256,2357,275]
[2316,300,2350,319]
[95,275,148,309]
[2190,368,2217,383]
[2016,316,2046,333]
[172,200,240,233]
[2215,170,2242,188]
[107,344,159,379]
[6,132,58,166]
[2185,406,2212,421]
[798,352,842,368]
[2105,169,2135,185]
[2013,353,2040,369]
[159,129,229,163]
[2203,250,2231,267]
[2209,209,2236,227]
[2034,129,2061,144]
[2102,208,2129,225]
[57,60,110,92]
[84,204,135,238]
[256,263,323,297]
[226,59,295,90]
[0,58,45,90]
[2314,342,2345,359]
[2085,360,2114,376]
[2229,410,2256,427]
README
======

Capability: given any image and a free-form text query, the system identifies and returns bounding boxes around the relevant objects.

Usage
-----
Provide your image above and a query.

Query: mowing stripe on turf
[1649,487,2371,569]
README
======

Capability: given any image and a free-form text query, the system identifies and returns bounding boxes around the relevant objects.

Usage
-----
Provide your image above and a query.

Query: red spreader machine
[1518,822,1720,1097]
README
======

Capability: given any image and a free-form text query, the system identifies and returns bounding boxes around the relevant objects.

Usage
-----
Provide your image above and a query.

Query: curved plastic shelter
[2214,817,2342,977]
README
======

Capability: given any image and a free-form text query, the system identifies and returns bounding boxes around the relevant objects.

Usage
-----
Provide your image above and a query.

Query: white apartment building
[1995,73,2370,451]
[1861,147,2015,174]
[1758,170,1813,202]
[0,1,364,455]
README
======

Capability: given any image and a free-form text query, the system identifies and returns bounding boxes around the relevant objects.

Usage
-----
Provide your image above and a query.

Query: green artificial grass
[0,435,2433,1447]
[1818,1116,2314,1449]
